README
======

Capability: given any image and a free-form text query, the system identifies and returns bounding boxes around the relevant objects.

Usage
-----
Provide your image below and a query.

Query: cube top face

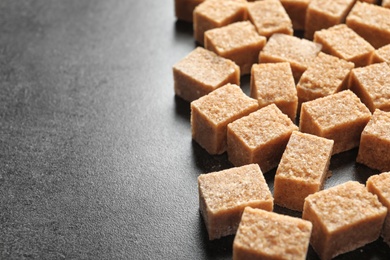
[248,0,293,38]
[205,21,266,56]
[277,131,333,182]
[234,207,312,260]
[191,83,258,126]
[314,24,375,61]
[260,33,322,71]
[309,0,356,18]
[194,0,247,24]
[347,2,390,32]
[297,52,354,99]
[375,44,390,64]
[367,172,390,208]
[304,181,387,233]
[173,47,239,89]
[228,104,298,149]
[363,109,390,140]
[198,164,272,214]
[300,90,371,131]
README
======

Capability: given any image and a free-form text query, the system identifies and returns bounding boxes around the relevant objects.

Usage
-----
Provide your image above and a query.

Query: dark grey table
[1,1,389,259]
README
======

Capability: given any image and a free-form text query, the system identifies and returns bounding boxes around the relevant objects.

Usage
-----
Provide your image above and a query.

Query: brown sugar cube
[174,0,205,22]
[357,109,390,172]
[367,172,390,246]
[274,131,334,211]
[349,62,390,113]
[384,0,390,8]
[193,0,247,46]
[346,2,390,49]
[371,44,390,65]
[304,0,357,40]
[297,52,354,105]
[280,0,310,31]
[250,62,298,120]
[204,21,267,75]
[247,0,293,38]
[303,181,387,260]
[299,90,371,154]
[191,84,258,155]
[233,207,312,260]
[259,33,322,82]
[198,164,273,240]
[314,24,375,68]
[227,104,298,172]
[173,47,240,102]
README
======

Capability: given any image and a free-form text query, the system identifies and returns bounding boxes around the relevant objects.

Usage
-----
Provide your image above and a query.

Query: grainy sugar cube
[367,172,390,246]
[174,0,204,22]
[250,62,298,120]
[304,0,357,40]
[191,83,258,155]
[247,0,293,38]
[371,43,390,65]
[233,207,312,260]
[193,0,247,46]
[303,181,387,260]
[314,24,375,67]
[227,103,298,172]
[274,131,334,211]
[357,109,390,172]
[280,0,310,31]
[173,47,240,102]
[198,164,273,240]
[346,2,390,49]
[299,90,371,155]
[259,33,322,82]
[297,52,354,106]
[204,21,266,75]
[349,62,390,113]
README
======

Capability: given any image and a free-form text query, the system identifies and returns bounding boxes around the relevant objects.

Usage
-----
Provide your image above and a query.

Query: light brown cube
[250,62,298,120]
[274,131,334,211]
[173,47,240,102]
[191,83,258,154]
[233,207,312,260]
[280,0,311,31]
[346,2,390,49]
[357,109,390,172]
[297,52,354,105]
[193,0,247,45]
[349,62,390,113]
[174,0,205,22]
[227,104,298,172]
[204,21,267,75]
[367,172,390,246]
[303,181,387,260]
[314,24,375,68]
[371,44,390,65]
[304,0,356,40]
[247,0,293,38]
[384,0,390,8]
[259,33,322,82]
[198,164,273,240]
[299,90,371,155]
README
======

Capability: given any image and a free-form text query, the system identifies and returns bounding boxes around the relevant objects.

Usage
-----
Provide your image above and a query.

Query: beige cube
[297,52,354,105]
[250,62,298,120]
[346,2,390,49]
[299,90,371,155]
[357,109,390,172]
[174,0,204,22]
[304,0,356,40]
[173,47,240,102]
[280,0,311,31]
[191,83,258,155]
[198,164,273,240]
[303,181,387,260]
[314,24,375,68]
[349,62,390,113]
[247,0,293,38]
[371,44,390,65]
[259,33,322,82]
[193,0,247,45]
[274,131,334,211]
[204,21,267,75]
[367,172,390,246]
[227,103,298,172]
[233,207,312,260]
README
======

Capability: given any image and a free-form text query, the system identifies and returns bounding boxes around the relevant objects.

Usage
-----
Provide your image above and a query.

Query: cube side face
[280,0,310,30]
[227,126,253,167]
[299,103,322,136]
[349,69,377,113]
[304,6,339,40]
